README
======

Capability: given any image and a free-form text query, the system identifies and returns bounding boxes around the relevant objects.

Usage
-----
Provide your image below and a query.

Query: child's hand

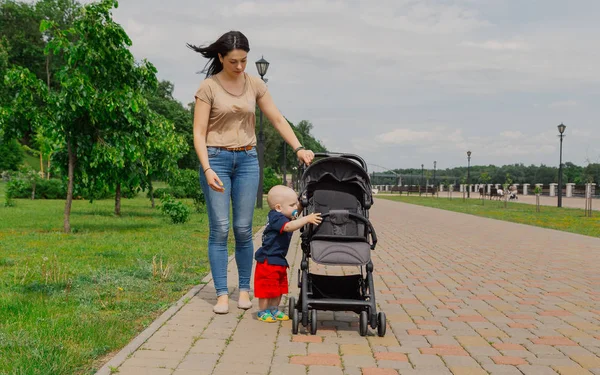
[306,213,322,225]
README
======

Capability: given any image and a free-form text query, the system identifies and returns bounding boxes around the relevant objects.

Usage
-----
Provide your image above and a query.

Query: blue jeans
[199,147,259,297]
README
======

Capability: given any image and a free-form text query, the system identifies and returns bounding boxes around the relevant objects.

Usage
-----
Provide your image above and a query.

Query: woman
[188,31,315,314]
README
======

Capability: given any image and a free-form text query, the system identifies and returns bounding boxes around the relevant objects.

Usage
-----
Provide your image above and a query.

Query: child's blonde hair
[267,185,296,209]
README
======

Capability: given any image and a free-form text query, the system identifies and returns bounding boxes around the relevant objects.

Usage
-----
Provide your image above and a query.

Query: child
[254,185,322,322]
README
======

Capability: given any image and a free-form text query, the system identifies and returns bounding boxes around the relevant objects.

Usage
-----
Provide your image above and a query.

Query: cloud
[461,40,529,51]
[549,100,578,108]
[376,128,446,144]
[500,131,525,139]
[106,0,600,169]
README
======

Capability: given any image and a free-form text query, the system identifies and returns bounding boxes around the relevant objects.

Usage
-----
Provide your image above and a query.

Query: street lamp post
[433,161,437,188]
[421,164,424,195]
[255,56,270,208]
[557,123,567,208]
[282,143,287,186]
[467,151,472,198]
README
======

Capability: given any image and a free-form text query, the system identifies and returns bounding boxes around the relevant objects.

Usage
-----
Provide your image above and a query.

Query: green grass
[0,182,268,375]
[378,194,600,238]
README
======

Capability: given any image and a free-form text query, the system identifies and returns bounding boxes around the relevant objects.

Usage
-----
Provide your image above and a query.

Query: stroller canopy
[300,156,373,208]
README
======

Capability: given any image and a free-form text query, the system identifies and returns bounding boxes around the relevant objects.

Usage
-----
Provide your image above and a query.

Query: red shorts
[254,260,288,298]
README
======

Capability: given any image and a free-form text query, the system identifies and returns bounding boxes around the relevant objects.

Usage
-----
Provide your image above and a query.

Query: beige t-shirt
[194,73,268,148]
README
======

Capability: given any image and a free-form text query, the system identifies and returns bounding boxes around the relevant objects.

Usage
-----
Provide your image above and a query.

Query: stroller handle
[312,152,368,172]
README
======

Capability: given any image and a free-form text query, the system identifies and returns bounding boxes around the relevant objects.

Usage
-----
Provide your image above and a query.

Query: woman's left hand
[297,149,315,165]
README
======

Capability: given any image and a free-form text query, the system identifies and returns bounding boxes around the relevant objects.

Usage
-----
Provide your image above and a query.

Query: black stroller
[288,152,386,337]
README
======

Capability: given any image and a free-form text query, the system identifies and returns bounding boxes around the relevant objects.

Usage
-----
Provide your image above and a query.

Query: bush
[0,139,25,171]
[263,167,280,193]
[158,194,190,224]
[7,177,67,199]
[166,169,204,212]
[36,179,67,199]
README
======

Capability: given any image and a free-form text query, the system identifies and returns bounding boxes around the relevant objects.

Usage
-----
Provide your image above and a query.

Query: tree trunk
[47,156,51,179]
[39,153,44,179]
[64,139,75,233]
[115,183,122,216]
[31,180,36,200]
[46,54,51,89]
[45,53,51,180]
[149,179,155,208]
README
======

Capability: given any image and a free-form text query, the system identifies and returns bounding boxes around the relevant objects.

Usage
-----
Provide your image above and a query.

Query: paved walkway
[99,199,600,375]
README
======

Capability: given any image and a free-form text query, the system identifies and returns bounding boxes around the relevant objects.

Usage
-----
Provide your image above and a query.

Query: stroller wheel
[292,308,299,334]
[359,311,368,336]
[377,312,387,337]
[288,297,296,317]
[310,309,318,335]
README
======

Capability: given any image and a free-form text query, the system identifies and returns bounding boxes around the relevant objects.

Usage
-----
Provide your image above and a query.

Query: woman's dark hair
[187,31,250,77]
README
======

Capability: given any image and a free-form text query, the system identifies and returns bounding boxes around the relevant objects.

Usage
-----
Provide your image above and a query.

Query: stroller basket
[310,274,362,300]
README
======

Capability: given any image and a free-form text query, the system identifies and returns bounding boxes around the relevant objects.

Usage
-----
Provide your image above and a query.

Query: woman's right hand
[205,169,225,192]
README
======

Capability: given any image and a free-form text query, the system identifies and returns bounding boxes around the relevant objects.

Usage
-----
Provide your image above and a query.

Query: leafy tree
[0,139,24,171]
[563,162,583,184]
[583,163,600,184]
[0,0,46,79]
[147,80,196,170]
[262,167,280,193]
[479,171,491,204]
[1,0,183,231]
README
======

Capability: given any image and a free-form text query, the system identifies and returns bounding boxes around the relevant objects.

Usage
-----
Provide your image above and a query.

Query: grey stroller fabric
[301,158,376,267]
[310,240,371,266]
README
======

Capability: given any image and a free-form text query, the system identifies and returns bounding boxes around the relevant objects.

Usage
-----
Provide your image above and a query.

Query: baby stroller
[288,152,386,337]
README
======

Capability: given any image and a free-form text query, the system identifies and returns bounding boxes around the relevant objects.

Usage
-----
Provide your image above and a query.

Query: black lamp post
[433,161,437,187]
[421,164,424,192]
[255,56,270,208]
[557,123,567,208]
[467,151,472,198]
[282,143,287,186]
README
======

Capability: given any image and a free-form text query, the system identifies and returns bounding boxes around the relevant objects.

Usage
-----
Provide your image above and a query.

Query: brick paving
[98,199,600,375]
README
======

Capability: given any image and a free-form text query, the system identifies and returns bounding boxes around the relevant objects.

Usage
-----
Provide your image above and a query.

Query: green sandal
[271,310,289,321]
[258,310,277,323]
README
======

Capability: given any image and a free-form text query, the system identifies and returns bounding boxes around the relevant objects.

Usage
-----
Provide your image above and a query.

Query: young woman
[188,31,315,314]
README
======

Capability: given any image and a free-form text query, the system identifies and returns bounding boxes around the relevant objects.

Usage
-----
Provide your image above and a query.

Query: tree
[583,163,600,185]
[1,0,180,231]
[147,80,196,170]
[479,171,491,204]
[563,162,583,184]
[0,0,46,80]
[253,110,327,185]
[141,112,187,208]
[0,138,24,171]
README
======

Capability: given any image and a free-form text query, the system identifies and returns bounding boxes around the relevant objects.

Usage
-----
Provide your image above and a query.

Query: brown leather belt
[219,146,253,151]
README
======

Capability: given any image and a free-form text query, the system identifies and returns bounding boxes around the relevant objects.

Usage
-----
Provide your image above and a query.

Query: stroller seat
[310,239,371,266]
[308,187,373,266]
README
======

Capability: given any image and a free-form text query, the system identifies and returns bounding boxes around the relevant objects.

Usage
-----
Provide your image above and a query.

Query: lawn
[377,194,600,238]
[0,182,269,375]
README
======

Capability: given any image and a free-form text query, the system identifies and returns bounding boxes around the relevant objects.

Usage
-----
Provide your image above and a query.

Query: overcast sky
[108,0,600,172]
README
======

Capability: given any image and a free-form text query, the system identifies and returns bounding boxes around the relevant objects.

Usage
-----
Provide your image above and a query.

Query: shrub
[166,169,204,212]
[158,194,190,224]
[263,167,280,193]
[0,139,25,171]
[7,177,67,199]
